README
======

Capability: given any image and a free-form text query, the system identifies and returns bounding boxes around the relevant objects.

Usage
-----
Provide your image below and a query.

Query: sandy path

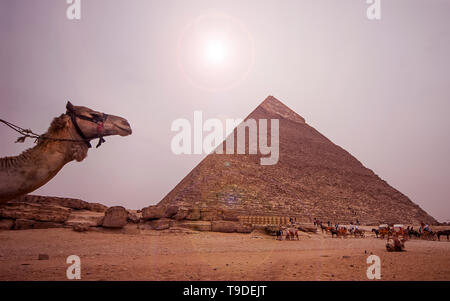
[0,227,449,281]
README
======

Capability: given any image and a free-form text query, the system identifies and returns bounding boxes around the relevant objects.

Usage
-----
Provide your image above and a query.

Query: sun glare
[205,40,227,64]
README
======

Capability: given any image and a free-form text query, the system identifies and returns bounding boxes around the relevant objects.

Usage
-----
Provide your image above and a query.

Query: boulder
[65,210,105,228]
[164,206,179,218]
[0,203,71,223]
[145,218,172,230]
[14,219,63,230]
[185,208,201,221]
[142,206,164,220]
[102,206,128,228]
[0,219,14,230]
[211,221,253,233]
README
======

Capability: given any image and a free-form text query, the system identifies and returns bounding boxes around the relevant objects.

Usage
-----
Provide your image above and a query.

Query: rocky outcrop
[0,202,71,223]
[86,203,108,213]
[164,206,179,218]
[185,208,201,221]
[173,208,189,220]
[0,195,109,231]
[142,218,172,230]
[72,223,89,232]
[174,220,212,231]
[65,210,104,228]
[13,219,63,230]
[9,195,107,212]
[199,209,217,221]
[102,206,128,228]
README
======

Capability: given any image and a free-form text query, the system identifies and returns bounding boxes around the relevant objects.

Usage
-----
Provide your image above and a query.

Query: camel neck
[0,125,88,203]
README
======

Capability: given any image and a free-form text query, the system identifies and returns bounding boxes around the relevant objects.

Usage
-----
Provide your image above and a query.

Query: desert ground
[0,226,449,281]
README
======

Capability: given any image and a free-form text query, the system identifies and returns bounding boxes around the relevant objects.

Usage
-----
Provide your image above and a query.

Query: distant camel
[371,229,379,238]
[0,102,132,203]
[420,230,436,241]
[278,229,289,240]
[331,228,347,238]
[288,228,300,240]
[407,229,420,239]
[320,224,333,233]
[330,229,339,238]
[436,230,450,241]
[353,229,365,238]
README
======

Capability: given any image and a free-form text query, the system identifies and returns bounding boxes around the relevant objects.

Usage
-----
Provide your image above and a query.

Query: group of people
[313,218,361,233]
[348,222,361,233]
[418,222,432,234]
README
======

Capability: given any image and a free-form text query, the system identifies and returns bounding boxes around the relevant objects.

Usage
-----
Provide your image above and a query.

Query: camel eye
[90,113,101,118]
[79,113,92,118]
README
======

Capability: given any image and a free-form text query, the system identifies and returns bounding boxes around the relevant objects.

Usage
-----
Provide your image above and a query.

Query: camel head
[66,101,132,145]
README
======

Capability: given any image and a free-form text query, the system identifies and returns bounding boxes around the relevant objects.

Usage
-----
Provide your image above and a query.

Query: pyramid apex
[262,95,282,104]
[259,95,306,123]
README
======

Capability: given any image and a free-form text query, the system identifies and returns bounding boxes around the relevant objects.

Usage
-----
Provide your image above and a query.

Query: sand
[0,226,449,281]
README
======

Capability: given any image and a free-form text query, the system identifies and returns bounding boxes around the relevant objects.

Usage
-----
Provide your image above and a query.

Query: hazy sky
[1,0,449,222]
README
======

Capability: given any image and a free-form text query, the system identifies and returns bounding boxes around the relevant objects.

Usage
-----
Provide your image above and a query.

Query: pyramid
[158,96,437,225]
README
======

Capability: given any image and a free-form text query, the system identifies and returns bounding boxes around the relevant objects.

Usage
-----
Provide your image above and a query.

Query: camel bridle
[66,109,108,149]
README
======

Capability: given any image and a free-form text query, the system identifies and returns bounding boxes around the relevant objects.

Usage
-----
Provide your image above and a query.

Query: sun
[177,13,255,91]
[204,39,227,64]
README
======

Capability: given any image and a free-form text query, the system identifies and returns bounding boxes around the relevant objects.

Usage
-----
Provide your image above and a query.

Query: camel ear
[66,101,75,112]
